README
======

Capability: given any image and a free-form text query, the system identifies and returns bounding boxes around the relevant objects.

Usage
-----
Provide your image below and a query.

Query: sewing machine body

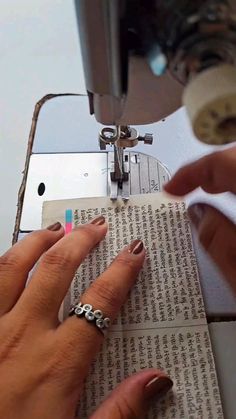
[73,0,236,200]
[75,0,236,141]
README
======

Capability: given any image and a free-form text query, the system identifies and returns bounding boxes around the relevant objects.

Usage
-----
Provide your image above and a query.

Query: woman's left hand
[0,217,172,419]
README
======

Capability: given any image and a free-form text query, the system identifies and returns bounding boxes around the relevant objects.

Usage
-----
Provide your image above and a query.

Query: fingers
[188,204,236,292]
[81,239,145,317]
[57,240,145,376]
[164,146,236,196]
[15,217,108,322]
[0,223,64,315]
[90,370,173,419]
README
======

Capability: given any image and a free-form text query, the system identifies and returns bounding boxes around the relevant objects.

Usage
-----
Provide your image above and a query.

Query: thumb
[188,203,236,293]
[90,370,173,419]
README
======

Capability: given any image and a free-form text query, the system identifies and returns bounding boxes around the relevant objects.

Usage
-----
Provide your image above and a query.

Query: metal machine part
[99,125,154,199]
[75,0,236,144]
[20,152,169,231]
[99,126,153,149]
[151,0,236,83]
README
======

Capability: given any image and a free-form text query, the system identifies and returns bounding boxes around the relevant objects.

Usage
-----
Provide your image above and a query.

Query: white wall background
[0,0,85,254]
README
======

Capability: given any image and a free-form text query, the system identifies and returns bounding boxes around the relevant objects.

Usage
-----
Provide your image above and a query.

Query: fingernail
[90,215,106,226]
[188,204,206,229]
[145,376,173,401]
[128,239,144,255]
[47,222,62,231]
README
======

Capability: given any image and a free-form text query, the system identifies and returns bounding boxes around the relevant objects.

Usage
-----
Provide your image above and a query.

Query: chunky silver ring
[69,302,111,335]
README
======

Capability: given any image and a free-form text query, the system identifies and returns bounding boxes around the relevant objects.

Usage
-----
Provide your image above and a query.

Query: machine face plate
[20,151,169,231]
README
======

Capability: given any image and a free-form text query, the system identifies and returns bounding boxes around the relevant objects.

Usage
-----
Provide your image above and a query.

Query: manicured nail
[90,215,106,226]
[188,203,206,229]
[145,376,173,401]
[128,239,144,255]
[47,222,62,231]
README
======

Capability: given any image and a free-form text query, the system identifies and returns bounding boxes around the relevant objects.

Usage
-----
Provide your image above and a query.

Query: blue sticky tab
[65,209,73,223]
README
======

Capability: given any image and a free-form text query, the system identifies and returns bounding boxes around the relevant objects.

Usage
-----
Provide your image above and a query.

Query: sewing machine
[14,0,236,416]
[75,0,236,200]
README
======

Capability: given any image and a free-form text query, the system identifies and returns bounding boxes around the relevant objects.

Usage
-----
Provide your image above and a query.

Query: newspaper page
[42,193,223,419]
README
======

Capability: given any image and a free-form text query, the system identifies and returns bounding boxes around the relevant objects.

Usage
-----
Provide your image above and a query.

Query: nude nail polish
[145,376,173,401]
[47,222,62,231]
[90,215,106,226]
[128,239,144,254]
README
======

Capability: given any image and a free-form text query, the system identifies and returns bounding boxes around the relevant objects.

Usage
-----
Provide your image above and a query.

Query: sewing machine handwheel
[183,64,236,145]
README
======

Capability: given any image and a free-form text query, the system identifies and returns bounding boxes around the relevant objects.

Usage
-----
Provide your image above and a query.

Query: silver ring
[69,302,111,335]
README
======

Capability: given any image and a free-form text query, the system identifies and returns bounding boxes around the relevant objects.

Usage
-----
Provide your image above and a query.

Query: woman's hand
[165,146,236,292]
[0,217,172,419]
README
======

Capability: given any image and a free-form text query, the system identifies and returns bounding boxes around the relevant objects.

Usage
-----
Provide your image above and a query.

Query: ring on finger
[69,302,111,335]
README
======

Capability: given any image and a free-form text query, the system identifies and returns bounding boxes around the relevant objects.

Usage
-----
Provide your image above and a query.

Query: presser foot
[109,151,130,201]
[99,125,154,200]
[108,150,170,201]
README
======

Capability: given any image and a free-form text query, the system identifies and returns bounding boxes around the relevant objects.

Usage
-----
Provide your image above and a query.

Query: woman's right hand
[165,146,236,292]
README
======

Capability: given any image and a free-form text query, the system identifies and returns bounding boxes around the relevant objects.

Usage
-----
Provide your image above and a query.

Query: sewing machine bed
[17,94,236,417]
